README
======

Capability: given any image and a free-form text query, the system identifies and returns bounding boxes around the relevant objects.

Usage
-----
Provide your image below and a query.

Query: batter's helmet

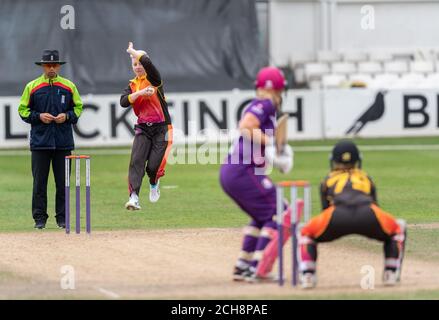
[255,67,287,91]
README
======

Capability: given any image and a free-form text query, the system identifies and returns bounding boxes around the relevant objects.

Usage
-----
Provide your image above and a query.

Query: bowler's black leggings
[128,124,172,195]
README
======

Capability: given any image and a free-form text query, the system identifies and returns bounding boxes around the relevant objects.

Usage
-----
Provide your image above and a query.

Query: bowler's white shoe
[125,193,141,210]
[149,182,160,203]
[383,270,400,286]
[300,272,317,289]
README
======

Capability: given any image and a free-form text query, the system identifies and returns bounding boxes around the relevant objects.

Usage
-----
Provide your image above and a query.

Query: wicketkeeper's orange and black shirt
[320,168,377,209]
[120,54,171,125]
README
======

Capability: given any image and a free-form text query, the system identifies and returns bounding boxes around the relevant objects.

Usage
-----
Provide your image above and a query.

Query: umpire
[18,49,83,229]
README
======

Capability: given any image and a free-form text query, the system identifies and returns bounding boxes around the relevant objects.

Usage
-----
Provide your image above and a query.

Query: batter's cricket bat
[256,200,304,277]
[275,114,288,155]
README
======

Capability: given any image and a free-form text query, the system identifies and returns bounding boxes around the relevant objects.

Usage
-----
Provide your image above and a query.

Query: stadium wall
[1,89,438,148]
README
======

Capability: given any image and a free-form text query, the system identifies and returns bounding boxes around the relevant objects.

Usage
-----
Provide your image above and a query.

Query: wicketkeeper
[297,140,407,288]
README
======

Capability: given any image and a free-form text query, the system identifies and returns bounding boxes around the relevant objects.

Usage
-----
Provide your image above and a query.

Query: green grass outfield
[1,136,438,299]
[1,136,438,232]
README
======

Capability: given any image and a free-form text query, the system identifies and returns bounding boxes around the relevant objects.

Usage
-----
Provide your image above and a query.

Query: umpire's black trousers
[32,150,71,222]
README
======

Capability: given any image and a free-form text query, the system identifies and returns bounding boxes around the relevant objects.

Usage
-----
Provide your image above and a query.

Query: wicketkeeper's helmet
[330,140,362,169]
